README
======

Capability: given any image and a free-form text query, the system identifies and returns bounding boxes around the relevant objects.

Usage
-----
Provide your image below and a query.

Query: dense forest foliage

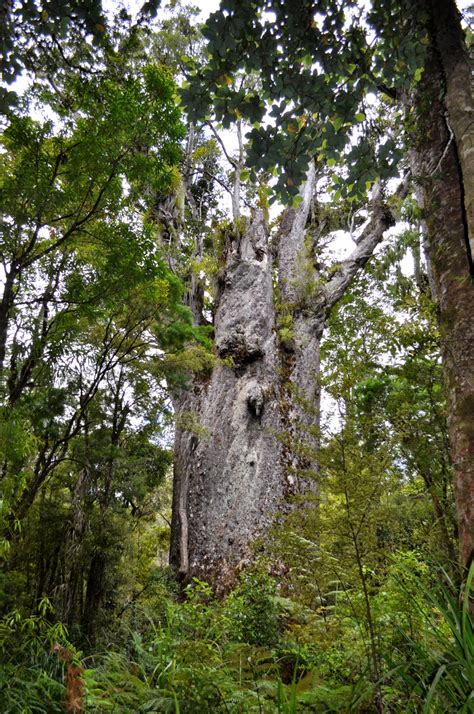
[0,0,473,711]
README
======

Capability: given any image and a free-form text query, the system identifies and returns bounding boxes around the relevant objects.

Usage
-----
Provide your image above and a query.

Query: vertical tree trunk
[63,468,90,626]
[170,212,284,590]
[277,163,323,493]
[82,552,106,641]
[0,263,16,375]
[429,0,474,268]
[411,2,474,569]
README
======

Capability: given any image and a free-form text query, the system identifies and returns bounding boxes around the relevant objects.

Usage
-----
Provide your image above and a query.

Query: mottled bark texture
[277,162,322,492]
[410,1,474,569]
[170,175,398,589]
[428,0,474,268]
[170,213,284,589]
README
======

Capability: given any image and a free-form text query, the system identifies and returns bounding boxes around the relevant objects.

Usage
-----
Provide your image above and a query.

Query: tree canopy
[182,0,431,199]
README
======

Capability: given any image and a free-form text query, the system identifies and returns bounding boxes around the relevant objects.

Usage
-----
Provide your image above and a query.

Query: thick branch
[323,178,409,313]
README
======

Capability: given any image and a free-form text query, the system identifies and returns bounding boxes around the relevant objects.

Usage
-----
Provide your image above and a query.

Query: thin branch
[205,121,238,168]
[22,151,128,269]
[430,111,454,175]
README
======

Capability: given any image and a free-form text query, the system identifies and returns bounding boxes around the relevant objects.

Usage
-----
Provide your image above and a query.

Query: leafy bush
[0,599,81,713]
[393,562,474,712]
[223,568,282,647]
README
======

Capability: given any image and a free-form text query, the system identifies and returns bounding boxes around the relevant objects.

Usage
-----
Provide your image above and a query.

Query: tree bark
[410,2,474,569]
[170,212,284,590]
[429,0,474,269]
[0,263,17,376]
[170,173,397,589]
[277,162,322,494]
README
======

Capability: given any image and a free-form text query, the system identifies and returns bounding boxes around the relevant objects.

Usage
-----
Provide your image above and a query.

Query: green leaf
[414,67,424,82]
[331,116,343,132]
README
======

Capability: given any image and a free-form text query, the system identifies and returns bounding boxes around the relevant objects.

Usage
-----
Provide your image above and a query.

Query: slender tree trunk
[411,3,474,569]
[0,264,16,375]
[63,468,90,626]
[82,552,106,641]
[0,1,12,77]
[231,120,244,222]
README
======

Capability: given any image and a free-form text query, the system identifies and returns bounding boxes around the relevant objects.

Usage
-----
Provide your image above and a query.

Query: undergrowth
[0,562,472,713]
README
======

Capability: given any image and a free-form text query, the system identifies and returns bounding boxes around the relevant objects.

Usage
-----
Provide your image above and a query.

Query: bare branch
[205,121,238,168]
[322,175,410,313]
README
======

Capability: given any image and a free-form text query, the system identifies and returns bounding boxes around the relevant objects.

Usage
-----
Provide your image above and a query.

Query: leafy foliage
[0,0,162,110]
[181,0,427,200]
[0,598,78,713]
[0,3,211,647]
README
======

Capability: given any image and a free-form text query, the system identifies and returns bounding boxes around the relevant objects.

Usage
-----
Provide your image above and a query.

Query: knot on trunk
[216,330,264,364]
[246,382,266,418]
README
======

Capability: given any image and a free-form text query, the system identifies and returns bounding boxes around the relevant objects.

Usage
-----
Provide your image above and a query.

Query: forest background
[0,0,473,712]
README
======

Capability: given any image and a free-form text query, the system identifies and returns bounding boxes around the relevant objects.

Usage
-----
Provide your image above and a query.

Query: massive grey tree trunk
[170,171,398,590]
[170,212,284,589]
[277,162,322,493]
[168,0,474,589]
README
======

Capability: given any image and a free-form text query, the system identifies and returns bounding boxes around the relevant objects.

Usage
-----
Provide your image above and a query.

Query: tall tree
[182,0,474,570]
[406,0,474,570]
[169,163,403,589]
[0,22,211,627]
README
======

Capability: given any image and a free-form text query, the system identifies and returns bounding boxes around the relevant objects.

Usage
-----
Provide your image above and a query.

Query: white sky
[143,0,472,20]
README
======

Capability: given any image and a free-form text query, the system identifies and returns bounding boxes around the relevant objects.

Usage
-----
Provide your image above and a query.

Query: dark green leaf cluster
[0,0,164,110]
[181,0,428,201]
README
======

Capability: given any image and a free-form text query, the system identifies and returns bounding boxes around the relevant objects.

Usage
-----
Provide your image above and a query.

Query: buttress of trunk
[170,211,284,591]
[411,25,474,569]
